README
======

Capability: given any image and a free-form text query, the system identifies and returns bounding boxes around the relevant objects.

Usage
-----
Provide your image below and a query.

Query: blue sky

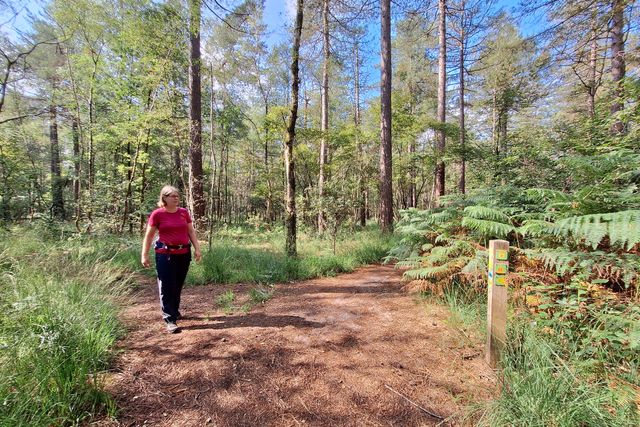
[260,0,543,48]
[4,0,542,45]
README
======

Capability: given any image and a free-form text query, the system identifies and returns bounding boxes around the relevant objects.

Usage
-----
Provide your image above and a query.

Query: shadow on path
[180,313,325,331]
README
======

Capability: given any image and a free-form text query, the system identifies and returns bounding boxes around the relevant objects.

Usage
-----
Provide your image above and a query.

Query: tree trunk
[587,25,598,119]
[354,42,366,226]
[121,123,148,233]
[216,124,225,222]
[173,145,184,191]
[50,102,64,220]
[492,90,499,178]
[208,79,217,242]
[259,78,274,224]
[499,110,507,155]
[303,88,310,128]
[318,0,330,233]
[224,138,230,223]
[458,0,466,194]
[434,0,447,203]
[285,0,304,257]
[63,45,84,231]
[87,57,98,228]
[379,0,393,233]
[139,134,150,232]
[408,138,416,207]
[609,0,626,134]
[72,117,80,207]
[209,67,219,230]
[188,0,206,225]
[121,138,133,232]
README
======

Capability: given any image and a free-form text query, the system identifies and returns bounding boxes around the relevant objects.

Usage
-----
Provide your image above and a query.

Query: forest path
[104,265,495,426]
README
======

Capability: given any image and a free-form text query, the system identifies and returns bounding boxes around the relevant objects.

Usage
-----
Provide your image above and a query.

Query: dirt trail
[104,265,495,426]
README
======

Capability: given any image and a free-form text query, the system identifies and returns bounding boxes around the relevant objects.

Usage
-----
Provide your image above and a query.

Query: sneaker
[167,322,179,334]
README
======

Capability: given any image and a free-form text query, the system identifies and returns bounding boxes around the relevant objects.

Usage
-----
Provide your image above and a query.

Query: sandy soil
[102,265,496,426]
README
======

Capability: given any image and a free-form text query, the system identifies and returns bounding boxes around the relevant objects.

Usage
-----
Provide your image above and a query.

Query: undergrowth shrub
[388,186,639,422]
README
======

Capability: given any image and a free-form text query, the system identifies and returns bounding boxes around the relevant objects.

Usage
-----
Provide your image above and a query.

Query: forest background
[0,0,639,425]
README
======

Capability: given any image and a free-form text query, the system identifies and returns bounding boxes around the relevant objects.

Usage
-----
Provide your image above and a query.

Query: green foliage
[193,228,395,285]
[479,323,639,427]
[387,207,462,263]
[390,207,490,293]
[527,249,640,287]
[463,205,512,223]
[216,290,236,315]
[248,286,274,304]
[402,239,476,280]
[390,186,639,423]
[549,210,640,250]
[461,216,516,239]
[0,228,130,425]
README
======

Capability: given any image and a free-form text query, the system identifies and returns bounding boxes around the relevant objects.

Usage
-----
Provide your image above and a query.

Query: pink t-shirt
[148,207,192,253]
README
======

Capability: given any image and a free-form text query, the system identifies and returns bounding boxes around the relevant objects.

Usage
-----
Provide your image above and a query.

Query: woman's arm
[141,224,157,268]
[187,222,202,262]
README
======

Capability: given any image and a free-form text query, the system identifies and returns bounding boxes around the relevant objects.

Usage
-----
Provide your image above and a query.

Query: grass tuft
[216,290,236,315]
[249,286,274,304]
[0,228,131,426]
[478,323,639,427]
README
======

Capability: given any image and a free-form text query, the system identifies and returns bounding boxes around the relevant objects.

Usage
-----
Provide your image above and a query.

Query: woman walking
[141,185,202,333]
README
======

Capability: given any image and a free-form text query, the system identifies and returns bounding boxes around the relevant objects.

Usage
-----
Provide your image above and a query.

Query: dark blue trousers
[155,252,191,323]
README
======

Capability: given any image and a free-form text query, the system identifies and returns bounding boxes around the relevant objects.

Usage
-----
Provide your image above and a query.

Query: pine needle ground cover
[388,188,640,426]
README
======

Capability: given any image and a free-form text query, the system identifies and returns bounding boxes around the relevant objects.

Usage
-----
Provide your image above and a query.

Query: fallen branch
[384,383,444,421]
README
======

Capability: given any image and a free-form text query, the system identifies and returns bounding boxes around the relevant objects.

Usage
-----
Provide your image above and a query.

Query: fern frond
[552,210,640,250]
[545,201,573,212]
[463,205,511,222]
[421,243,434,252]
[512,212,548,222]
[461,254,488,275]
[395,257,423,269]
[462,217,516,238]
[434,234,452,244]
[427,209,458,224]
[530,249,581,275]
[526,249,640,287]
[519,219,556,237]
[395,222,432,236]
[617,169,640,184]
[525,188,569,203]
[606,210,640,250]
[403,264,457,280]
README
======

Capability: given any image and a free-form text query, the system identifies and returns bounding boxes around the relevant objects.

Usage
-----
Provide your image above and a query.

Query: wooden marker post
[486,239,509,368]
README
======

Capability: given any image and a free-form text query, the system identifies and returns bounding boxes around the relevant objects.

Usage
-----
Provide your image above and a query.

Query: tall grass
[477,323,639,427]
[421,282,638,426]
[187,227,395,285]
[0,227,130,426]
[442,285,486,335]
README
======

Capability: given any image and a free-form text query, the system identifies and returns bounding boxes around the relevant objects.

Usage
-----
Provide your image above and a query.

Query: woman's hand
[187,222,202,263]
[141,224,157,269]
[141,254,151,268]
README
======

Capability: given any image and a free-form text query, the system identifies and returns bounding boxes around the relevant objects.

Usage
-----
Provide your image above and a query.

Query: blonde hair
[157,185,180,208]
